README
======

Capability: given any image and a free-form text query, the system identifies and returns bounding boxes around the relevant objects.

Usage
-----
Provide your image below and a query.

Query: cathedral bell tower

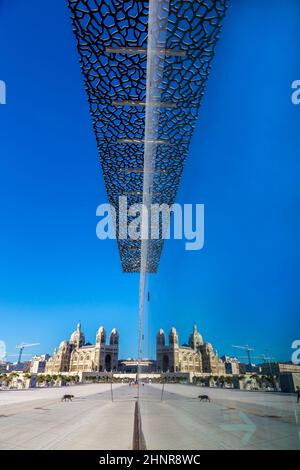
[168,327,179,372]
[94,326,106,372]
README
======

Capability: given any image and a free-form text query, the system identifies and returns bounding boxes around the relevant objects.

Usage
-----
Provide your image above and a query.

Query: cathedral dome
[189,324,204,350]
[58,340,69,350]
[69,323,85,347]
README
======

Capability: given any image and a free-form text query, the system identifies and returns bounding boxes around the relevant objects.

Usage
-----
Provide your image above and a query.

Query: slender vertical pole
[161,382,165,401]
[137,0,170,396]
[110,372,113,402]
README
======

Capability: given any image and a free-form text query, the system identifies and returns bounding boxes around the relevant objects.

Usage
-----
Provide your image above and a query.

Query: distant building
[45,323,119,374]
[259,362,300,376]
[239,363,260,374]
[156,324,225,375]
[12,361,31,372]
[221,355,240,375]
[5,362,14,372]
[118,358,156,373]
[30,354,50,374]
[0,361,7,373]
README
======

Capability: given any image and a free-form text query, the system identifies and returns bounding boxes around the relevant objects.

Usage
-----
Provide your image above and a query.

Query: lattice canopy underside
[68,0,228,272]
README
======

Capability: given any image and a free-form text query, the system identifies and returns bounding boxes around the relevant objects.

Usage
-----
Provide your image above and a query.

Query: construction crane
[237,354,275,365]
[259,354,275,363]
[15,343,40,364]
[232,345,254,365]
[4,353,32,361]
[238,353,277,390]
[256,353,276,379]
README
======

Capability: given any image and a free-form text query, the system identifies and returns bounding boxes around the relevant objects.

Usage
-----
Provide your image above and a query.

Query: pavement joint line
[1,384,300,450]
[132,400,147,450]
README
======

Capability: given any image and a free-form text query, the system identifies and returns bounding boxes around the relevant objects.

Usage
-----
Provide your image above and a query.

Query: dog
[198,394,211,402]
[61,394,74,402]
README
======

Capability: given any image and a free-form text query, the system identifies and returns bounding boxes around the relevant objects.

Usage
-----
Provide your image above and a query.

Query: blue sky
[0,0,299,362]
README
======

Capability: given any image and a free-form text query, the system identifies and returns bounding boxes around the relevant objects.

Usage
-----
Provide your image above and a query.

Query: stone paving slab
[0,384,135,450]
[138,384,300,450]
[1,383,299,450]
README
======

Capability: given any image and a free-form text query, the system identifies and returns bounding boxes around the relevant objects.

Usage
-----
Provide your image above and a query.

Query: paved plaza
[0,383,134,450]
[139,384,300,450]
[0,383,299,449]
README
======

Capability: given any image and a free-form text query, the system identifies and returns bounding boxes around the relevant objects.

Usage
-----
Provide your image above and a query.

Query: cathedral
[45,323,119,374]
[156,324,225,375]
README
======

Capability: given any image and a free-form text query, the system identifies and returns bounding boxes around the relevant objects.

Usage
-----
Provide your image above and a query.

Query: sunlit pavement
[0,383,299,449]
[139,384,300,450]
[0,384,135,450]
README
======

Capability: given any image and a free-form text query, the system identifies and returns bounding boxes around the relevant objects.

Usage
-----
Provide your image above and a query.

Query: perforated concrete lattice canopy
[68,0,228,272]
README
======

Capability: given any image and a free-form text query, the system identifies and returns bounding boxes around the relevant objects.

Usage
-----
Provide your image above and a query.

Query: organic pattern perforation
[68,0,228,272]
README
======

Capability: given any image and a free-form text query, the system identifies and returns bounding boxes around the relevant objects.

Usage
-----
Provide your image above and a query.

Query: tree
[225,376,233,387]
[1,374,11,386]
[45,375,52,386]
[37,375,45,386]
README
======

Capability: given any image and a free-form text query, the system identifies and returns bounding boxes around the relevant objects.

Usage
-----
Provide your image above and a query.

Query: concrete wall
[280,373,300,393]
